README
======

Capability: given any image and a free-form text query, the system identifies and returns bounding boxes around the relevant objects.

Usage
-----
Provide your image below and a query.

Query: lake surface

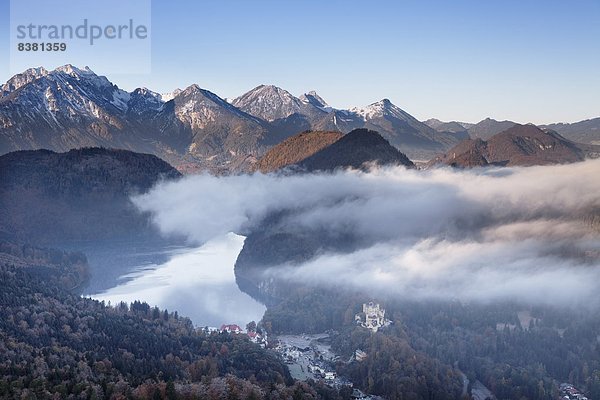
[89,233,266,328]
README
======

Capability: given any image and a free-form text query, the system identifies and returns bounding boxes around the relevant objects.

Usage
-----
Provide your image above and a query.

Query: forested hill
[0,148,181,244]
[298,129,415,171]
[0,240,89,292]
[253,130,343,173]
[254,129,415,173]
[0,261,343,399]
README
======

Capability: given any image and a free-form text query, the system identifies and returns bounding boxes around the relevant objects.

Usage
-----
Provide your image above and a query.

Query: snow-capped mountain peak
[160,89,182,102]
[134,87,161,98]
[233,84,326,122]
[236,84,299,105]
[50,64,126,106]
[350,98,414,122]
[1,63,132,118]
[169,84,263,127]
[22,66,48,77]
[52,65,115,90]
[127,87,163,114]
[177,84,232,107]
[1,67,49,97]
[299,90,330,110]
[54,64,93,76]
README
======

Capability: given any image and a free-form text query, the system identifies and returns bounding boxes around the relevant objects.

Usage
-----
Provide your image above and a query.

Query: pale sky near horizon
[0,0,598,125]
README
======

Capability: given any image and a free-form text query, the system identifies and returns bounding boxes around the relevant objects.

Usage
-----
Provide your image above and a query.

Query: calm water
[90,233,266,328]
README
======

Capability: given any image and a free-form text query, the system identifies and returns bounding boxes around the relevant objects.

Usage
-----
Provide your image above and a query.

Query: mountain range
[1,64,598,173]
[0,66,276,174]
[541,118,600,145]
[427,117,600,146]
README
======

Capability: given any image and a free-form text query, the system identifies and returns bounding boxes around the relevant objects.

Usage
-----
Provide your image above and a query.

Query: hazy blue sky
[0,0,598,124]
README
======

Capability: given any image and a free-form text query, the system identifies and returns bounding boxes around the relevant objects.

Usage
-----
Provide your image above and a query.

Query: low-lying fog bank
[133,159,600,309]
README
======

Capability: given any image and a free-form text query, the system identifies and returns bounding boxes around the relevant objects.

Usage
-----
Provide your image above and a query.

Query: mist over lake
[89,233,265,328]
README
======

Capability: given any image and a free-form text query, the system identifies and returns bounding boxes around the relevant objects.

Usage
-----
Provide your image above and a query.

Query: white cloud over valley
[133,160,600,307]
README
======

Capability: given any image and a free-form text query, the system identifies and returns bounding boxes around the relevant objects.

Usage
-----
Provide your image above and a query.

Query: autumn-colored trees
[0,266,334,399]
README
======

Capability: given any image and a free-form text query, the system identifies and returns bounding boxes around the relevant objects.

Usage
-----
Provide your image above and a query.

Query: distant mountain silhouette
[467,118,517,140]
[542,117,600,145]
[428,124,599,168]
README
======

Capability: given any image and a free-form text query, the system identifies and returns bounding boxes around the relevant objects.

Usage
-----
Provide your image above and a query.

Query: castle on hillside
[355,302,389,332]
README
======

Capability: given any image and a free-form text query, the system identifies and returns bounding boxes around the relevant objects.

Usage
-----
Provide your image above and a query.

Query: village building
[220,324,242,334]
[354,349,368,362]
[198,326,220,334]
[247,330,268,347]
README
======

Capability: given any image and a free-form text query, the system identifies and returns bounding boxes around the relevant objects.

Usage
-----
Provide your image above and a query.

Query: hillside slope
[0,148,181,243]
[542,117,600,145]
[0,262,332,399]
[254,130,343,173]
[298,128,415,171]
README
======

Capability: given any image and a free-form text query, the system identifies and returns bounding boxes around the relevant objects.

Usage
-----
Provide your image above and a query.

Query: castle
[355,302,387,332]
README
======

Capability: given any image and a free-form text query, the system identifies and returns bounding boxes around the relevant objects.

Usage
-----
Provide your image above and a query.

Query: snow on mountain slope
[350,99,417,122]
[233,84,326,122]
[0,64,516,171]
[299,90,331,111]
[160,89,182,102]
[1,67,49,97]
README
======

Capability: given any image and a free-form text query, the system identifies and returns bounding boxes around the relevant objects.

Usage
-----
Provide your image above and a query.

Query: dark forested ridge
[332,325,463,400]
[398,301,600,400]
[0,240,89,292]
[236,200,600,400]
[261,289,600,400]
[0,147,181,244]
[0,261,345,399]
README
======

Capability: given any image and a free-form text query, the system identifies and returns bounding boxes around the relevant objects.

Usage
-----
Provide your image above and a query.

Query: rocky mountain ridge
[1,65,598,173]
